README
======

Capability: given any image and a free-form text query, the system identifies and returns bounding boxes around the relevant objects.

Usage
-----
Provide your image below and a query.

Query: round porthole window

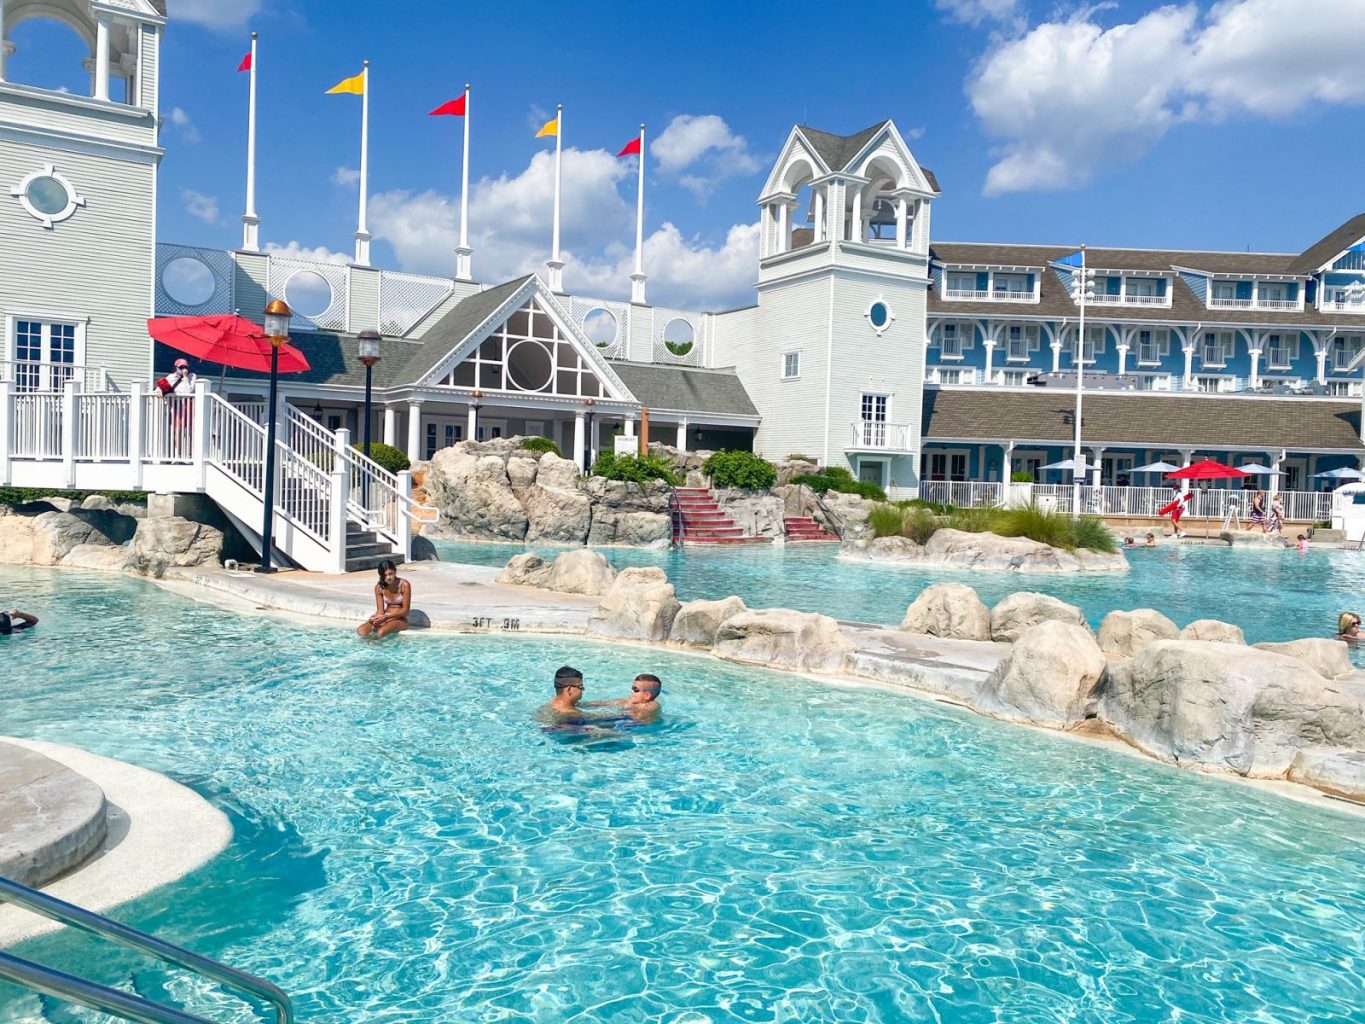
[11,165,85,229]
[867,300,893,333]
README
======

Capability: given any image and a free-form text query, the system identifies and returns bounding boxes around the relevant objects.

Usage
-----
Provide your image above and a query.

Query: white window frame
[1259,282,1288,302]
[11,164,86,230]
[934,366,962,385]
[946,272,977,294]
[938,323,967,360]
[1211,281,1237,300]
[1137,373,1172,391]
[6,313,88,392]
[1080,326,1106,366]
[993,272,1028,295]
[1265,333,1298,369]
[924,448,970,482]
[1195,374,1234,393]
[864,299,895,334]
[1126,277,1158,297]
[1004,324,1039,362]
[1331,335,1364,372]
[1000,369,1032,387]
[1136,328,1169,366]
[781,351,801,380]
[1201,331,1234,369]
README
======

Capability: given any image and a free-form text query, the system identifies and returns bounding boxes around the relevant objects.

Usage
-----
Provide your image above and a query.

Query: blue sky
[12,0,1365,309]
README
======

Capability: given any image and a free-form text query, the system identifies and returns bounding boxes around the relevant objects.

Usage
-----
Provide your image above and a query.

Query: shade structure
[1131,461,1181,474]
[1236,463,1282,476]
[1041,458,1095,472]
[147,314,311,374]
[1314,467,1365,480]
[1165,460,1248,481]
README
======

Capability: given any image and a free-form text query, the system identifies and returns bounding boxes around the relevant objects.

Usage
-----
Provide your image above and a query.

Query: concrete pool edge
[153,564,1365,821]
[0,738,232,948]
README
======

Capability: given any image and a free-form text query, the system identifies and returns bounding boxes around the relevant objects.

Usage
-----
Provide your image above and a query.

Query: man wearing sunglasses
[585,673,663,724]
[541,665,587,723]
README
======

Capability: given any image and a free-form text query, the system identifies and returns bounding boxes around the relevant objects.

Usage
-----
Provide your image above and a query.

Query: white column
[1051,342,1062,373]
[1117,345,1129,376]
[328,428,351,574]
[242,33,260,251]
[1002,441,1015,482]
[572,411,585,472]
[466,402,477,441]
[1270,450,1284,497]
[406,401,422,463]
[1090,447,1105,488]
[0,381,10,485]
[895,197,908,250]
[1183,344,1195,389]
[547,104,564,292]
[983,340,996,385]
[382,404,396,446]
[850,190,863,243]
[623,417,635,437]
[676,419,688,452]
[94,15,111,101]
[61,379,78,488]
[776,202,790,253]
[813,189,825,242]
[1179,449,1195,497]
[128,381,145,490]
[1317,347,1329,384]
[395,470,413,561]
[1248,348,1262,390]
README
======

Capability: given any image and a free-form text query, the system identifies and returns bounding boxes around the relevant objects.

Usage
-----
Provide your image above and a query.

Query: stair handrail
[667,484,686,548]
[0,875,294,1024]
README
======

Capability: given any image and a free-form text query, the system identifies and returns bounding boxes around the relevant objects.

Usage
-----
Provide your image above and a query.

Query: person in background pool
[1336,612,1361,643]
[356,560,411,639]
[0,609,38,635]
[540,665,587,722]
[1123,536,1136,548]
[1144,533,1157,547]
[1296,533,1309,553]
[586,673,663,724]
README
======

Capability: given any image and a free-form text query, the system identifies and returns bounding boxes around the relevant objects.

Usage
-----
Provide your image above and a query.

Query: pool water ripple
[0,568,1362,1023]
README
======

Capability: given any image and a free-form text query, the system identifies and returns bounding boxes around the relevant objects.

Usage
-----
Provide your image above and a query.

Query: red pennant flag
[617,136,642,158]
[237,52,252,72]
[429,96,467,117]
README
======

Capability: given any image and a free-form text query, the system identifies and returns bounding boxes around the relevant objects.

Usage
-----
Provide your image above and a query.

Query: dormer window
[1212,281,1237,301]
[993,273,1029,296]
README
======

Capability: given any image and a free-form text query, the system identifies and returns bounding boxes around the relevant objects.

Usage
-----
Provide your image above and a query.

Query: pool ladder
[0,875,293,1024]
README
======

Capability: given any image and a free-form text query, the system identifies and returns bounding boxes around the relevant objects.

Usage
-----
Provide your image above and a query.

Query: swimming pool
[436,539,1365,657]
[2,567,1363,1023]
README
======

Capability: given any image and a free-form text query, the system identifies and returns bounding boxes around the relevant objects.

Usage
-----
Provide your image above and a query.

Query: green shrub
[822,465,855,483]
[946,506,993,533]
[852,480,887,501]
[791,472,835,495]
[357,441,410,474]
[903,507,940,544]
[1068,515,1119,554]
[897,497,954,515]
[867,503,908,538]
[791,465,882,500]
[519,436,562,457]
[592,450,682,486]
[0,488,146,507]
[704,449,777,490]
[1010,470,1035,483]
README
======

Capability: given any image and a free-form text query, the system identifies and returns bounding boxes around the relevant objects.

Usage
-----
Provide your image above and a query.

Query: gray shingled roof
[391,276,532,385]
[798,121,939,193]
[1287,213,1365,275]
[607,361,758,417]
[922,388,1364,451]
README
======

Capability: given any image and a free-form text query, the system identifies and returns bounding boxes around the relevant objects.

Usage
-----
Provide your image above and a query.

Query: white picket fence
[917,481,1333,523]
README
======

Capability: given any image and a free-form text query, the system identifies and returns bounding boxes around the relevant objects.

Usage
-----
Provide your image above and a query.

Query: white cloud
[167,106,200,143]
[331,166,361,187]
[934,0,1023,26]
[170,0,263,31]
[181,189,219,223]
[263,241,351,265]
[651,114,762,200]
[367,147,760,310]
[968,0,1365,195]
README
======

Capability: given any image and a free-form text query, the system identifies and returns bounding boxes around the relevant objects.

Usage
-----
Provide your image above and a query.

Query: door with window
[1101,455,1134,486]
[12,319,79,392]
[424,419,464,460]
[860,393,888,446]
[924,451,968,482]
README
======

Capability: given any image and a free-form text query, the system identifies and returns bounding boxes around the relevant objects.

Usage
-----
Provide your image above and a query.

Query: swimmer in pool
[585,673,663,724]
[539,665,588,723]
[0,610,37,635]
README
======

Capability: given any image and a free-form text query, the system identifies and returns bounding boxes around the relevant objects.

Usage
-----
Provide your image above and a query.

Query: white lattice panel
[652,307,705,367]
[569,296,630,358]
[268,259,350,332]
[155,244,235,316]
[379,271,454,337]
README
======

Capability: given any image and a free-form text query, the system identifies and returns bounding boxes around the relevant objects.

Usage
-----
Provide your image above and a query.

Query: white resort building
[3,0,1365,567]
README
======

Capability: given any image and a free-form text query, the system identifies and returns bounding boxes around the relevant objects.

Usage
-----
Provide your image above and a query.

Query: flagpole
[455,82,473,281]
[547,103,564,293]
[630,123,646,304]
[241,32,259,251]
[354,60,371,267]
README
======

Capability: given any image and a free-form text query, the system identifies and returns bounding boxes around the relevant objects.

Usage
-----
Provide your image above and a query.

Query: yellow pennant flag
[327,70,366,95]
[535,115,559,138]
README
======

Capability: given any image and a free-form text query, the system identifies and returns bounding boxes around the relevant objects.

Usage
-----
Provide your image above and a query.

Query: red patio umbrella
[147,314,311,374]
[1164,460,1249,480]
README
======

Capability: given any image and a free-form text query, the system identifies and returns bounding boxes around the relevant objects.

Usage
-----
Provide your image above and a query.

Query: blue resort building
[2,0,1364,538]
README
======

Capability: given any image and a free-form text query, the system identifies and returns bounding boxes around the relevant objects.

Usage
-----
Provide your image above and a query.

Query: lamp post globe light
[1067,249,1096,519]
[357,329,382,461]
[258,298,293,574]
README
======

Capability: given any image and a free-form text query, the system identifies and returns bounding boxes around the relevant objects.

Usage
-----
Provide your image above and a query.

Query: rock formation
[713,609,854,674]
[587,567,680,641]
[495,549,617,596]
[900,583,992,641]
[670,596,748,647]
[1179,619,1246,644]
[843,529,1128,573]
[990,592,1089,643]
[976,620,1107,728]
[1097,609,1180,658]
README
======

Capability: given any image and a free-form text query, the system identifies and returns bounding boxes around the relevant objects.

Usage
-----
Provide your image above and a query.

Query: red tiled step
[783,516,839,542]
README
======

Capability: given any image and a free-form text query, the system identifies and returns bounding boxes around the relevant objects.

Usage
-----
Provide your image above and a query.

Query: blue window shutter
[976,272,989,290]
[1106,276,1121,295]
[1236,280,1253,300]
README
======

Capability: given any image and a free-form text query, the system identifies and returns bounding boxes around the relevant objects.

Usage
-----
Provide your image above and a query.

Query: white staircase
[0,378,438,574]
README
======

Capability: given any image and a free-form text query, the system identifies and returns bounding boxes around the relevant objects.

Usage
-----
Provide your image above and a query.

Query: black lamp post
[583,397,596,473]
[470,389,482,441]
[257,298,292,574]
[357,329,381,460]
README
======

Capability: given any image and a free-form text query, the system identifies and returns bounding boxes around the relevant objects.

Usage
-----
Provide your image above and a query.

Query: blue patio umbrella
[1131,461,1181,474]
[1315,467,1365,480]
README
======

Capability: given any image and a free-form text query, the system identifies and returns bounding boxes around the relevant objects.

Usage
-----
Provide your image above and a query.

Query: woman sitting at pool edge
[357,560,411,640]
[1336,611,1361,643]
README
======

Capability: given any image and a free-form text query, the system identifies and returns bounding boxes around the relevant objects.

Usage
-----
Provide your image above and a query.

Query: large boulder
[715,489,786,538]
[1252,638,1353,679]
[0,509,132,567]
[1179,619,1246,644]
[670,596,747,647]
[713,609,854,674]
[424,447,528,541]
[846,529,1128,573]
[1097,609,1180,658]
[1099,640,1365,779]
[524,455,592,543]
[505,455,540,491]
[815,492,875,542]
[975,621,1106,727]
[584,477,672,547]
[125,516,223,577]
[587,567,680,641]
[543,549,616,596]
[495,552,551,588]
[990,592,1089,643]
[900,583,992,641]
[1287,750,1365,800]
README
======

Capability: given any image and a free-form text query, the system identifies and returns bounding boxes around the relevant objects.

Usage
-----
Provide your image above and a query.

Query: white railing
[276,442,333,545]
[916,481,1334,522]
[11,394,64,459]
[207,395,267,494]
[143,393,195,464]
[286,404,337,474]
[232,401,268,426]
[1208,297,1301,311]
[1090,293,1170,306]
[943,289,1037,303]
[74,394,130,461]
[850,420,914,450]
[1,360,109,393]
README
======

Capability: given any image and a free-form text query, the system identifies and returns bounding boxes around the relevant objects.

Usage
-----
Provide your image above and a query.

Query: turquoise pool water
[1,569,1363,1022]
[437,540,1365,658]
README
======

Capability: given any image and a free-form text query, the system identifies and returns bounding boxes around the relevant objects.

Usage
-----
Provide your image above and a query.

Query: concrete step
[346,552,394,573]
[346,541,393,560]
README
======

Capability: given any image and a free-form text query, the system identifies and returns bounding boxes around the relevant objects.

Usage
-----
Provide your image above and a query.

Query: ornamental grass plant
[867,502,1117,553]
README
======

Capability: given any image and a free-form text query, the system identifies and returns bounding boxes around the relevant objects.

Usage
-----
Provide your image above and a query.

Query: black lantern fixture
[312,402,324,420]
[583,397,596,473]
[470,388,483,441]
[357,329,382,461]
[257,298,293,574]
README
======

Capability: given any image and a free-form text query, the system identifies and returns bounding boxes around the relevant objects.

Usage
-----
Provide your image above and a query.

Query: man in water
[539,665,587,723]
[0,609,38,635]
[586,673,663,724]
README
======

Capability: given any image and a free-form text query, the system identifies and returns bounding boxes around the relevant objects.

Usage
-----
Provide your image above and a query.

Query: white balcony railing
[0,360,111,393]
[1208,297,1301,311]
[943,289,1037,303]
[849,420,914,450]
[1089,293,1170,307]
[917,482,1334,523]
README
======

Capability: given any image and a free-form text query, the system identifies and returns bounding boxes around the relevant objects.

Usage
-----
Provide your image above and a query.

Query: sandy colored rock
[715,489,786,538]
[505,456,540,491]
[1252,638,1353,679]
[125,516,223,577]
[424,448,528,541]
[1099,640,1365,781]
[713,609,854,674]
[845,529,1128,573]
[1097,609,1180,658]
[1179,619,1246,644]
[900,583,992,641]
[670,596,748,647]
[495,552,550,588]
[587,567,680,642]
[976,620,1106,728]
[0,510,132,567]
[990,592,1089,643]
[60,545,130,572]
[543,549,616,596]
